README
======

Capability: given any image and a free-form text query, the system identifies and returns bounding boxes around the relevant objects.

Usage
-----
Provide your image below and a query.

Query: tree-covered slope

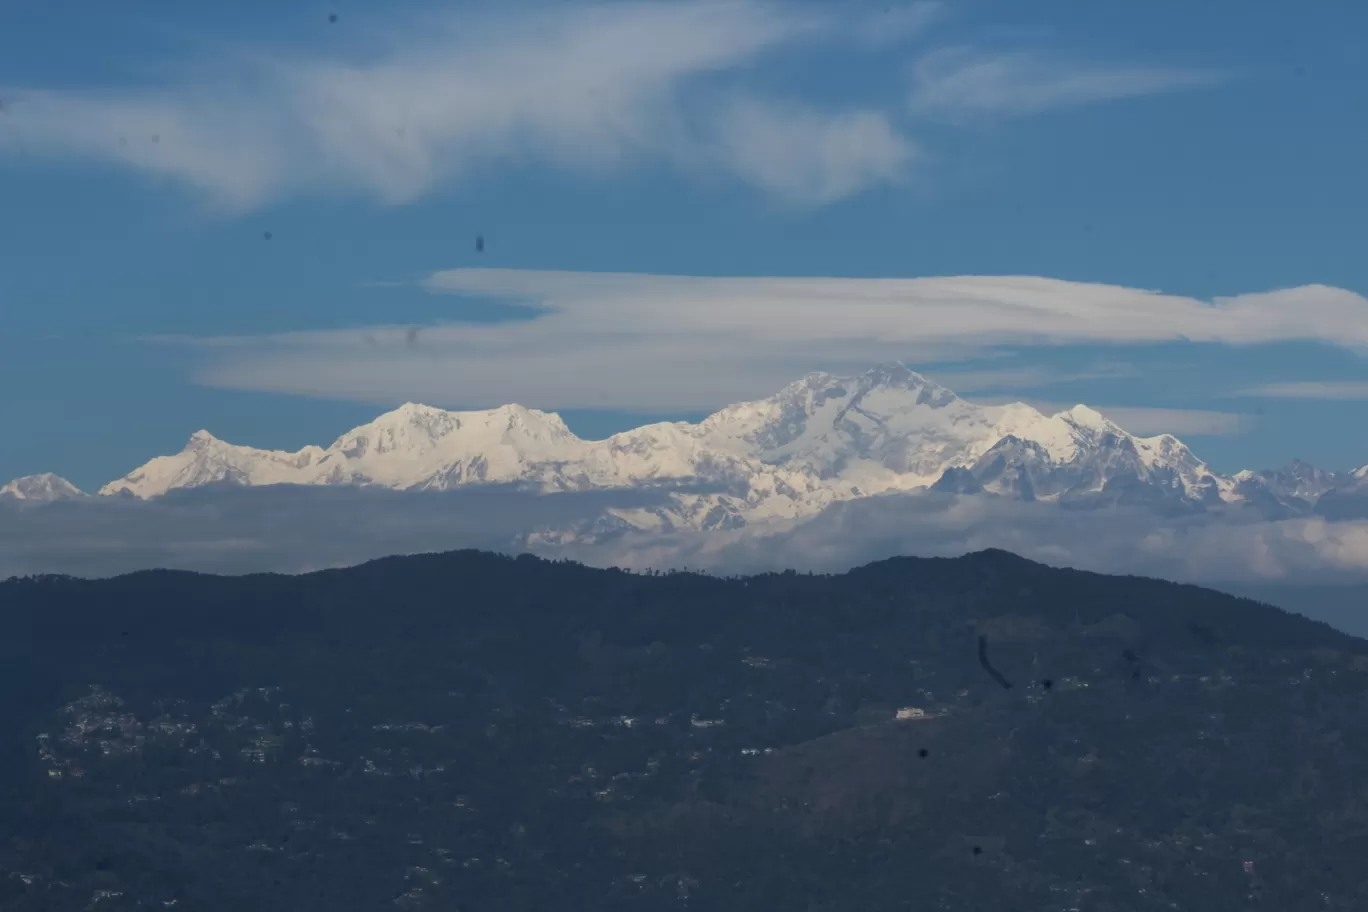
[1,549,1364,911]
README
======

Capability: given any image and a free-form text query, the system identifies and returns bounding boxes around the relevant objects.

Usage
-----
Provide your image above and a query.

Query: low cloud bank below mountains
[0,485,663,579]
[4,485,1367,592]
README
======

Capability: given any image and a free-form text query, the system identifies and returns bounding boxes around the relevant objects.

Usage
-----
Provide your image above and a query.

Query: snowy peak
[320,402,586,490]
[1055,404,1115,432]
[1315,466,1368,521]
[847,362,959,412]
[966,436,1053,501]
[36,360,1359,528]
[341,401,574,448]
[98,401,594,498]
[861,361,955,397]
[923,396,1231,508]
[99,428,328,498]
[0,473,84,502]
[1230,459,1348,516]
[695,363,989,486]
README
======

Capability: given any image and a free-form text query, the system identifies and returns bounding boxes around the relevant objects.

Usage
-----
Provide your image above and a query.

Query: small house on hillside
[895,707,934,720]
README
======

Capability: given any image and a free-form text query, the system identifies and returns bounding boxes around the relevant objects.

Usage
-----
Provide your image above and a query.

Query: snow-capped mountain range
[0,473,85,502]
[6,363,1367,532]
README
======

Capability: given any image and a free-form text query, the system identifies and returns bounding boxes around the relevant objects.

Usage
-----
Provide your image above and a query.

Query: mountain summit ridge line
[4,363,1365,530]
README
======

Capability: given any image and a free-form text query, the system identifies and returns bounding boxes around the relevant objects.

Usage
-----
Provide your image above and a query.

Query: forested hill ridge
[2,550,1367,911]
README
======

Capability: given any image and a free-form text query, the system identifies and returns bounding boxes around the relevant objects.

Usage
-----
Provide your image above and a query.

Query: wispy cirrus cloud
[0,2,1233,211]
[924,363,1138,393]
[848,1,946,48]
[0,3,916,211]
[972,400,1255,437]
[1233,381,1368,401]
[908,46,1229,122]
[147,269,1368,414]
[699,95,917,207]
[1073,406,1252,437]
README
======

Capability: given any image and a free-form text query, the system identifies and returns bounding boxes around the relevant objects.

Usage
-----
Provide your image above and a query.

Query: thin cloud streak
[848,1,945,48]
[1081,406,1252,437]
[908,46,1230,122]
[971,400,1255,437]
[1235,381,1368,401]
[925,363,1138,393]
[158,270,1368,413]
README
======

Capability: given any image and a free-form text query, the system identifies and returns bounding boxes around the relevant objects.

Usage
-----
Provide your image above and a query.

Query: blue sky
[2,0,1367,491]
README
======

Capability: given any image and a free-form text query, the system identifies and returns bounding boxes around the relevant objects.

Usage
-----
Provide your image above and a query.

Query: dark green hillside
[1,549,1364,911]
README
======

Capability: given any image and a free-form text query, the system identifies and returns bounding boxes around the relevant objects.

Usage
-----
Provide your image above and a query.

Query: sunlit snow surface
[7,363,1364,538]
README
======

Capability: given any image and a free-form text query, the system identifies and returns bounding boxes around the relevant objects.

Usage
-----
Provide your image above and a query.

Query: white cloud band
[908,46,1229,122]
[0,2,1225,210]
[0,3,915,210]
[1235,382,1368,401]
[6,488,1367,590]
[159,270,1368,413]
